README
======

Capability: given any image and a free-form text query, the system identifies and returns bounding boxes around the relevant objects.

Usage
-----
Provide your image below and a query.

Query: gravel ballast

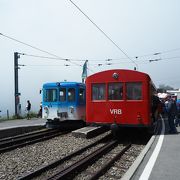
[0,131,111,180]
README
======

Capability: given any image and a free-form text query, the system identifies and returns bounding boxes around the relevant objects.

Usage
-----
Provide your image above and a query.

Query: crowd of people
[165,96,179,133]
[152,94,180,134]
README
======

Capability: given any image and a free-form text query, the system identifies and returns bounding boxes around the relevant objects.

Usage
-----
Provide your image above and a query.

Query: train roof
[86,69,151,81]
[86,69,157,90]
[43,82,85,88]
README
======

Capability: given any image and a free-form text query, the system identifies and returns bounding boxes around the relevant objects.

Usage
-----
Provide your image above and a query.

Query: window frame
[59,88,66,102]
[44,88,57,102]
[79,88,85,103]
[92,83,106,101]
[126,82,143,100]
[68,88,76,102]
[108,82,123,101]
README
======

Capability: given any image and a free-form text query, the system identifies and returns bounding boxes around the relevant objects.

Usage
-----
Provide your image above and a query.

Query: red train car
[86,69,157,129]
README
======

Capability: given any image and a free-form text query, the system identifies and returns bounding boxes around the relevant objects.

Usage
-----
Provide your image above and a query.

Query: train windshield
[68,88,75,102]
[44,89,57,102]
[92,83,105,100]
[59,88,66,102]
[79,88,85,103]
[108,83,123,100]
[126,82,142,100]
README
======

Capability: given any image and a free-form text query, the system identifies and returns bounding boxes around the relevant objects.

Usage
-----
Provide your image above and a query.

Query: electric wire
[0,33,63,59]
[149,56,180,62]
[19,52,180,65]
[0,32,87,69]
[1,32,179,71]
[68,0,138,68]
[21,64,74,67]
[28,55,178,68]
[134,48,180,58]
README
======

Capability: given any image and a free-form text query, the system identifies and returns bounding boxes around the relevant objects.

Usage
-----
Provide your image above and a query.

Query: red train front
[86,69,156,129]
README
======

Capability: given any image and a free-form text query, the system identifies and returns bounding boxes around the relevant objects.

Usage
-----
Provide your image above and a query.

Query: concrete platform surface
[122,117,180,180]
[0,118,46,138]
[0,118,46,130]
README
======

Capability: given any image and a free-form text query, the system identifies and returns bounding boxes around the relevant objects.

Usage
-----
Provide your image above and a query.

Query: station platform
[0,118,46,130]
[122,117,180,180]
[0,118,46,138]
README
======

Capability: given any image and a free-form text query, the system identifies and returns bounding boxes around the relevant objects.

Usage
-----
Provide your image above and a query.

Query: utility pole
[14,52,20,117]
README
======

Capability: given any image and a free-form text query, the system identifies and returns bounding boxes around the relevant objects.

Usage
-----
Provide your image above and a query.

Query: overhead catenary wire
[134,48,180,59]
[24,54,180,67]
[19,52,180,64]
[0,33,63,59]
[18,52,134,62]
[0,32,90,70]
[23,48,180,62]
[19,53,94,72]
[14,52,180,69]
[1,32,179,70]
[68,0,138,69]
[149,56,180,62]
[20,64,74,67]
[18,53,72,61]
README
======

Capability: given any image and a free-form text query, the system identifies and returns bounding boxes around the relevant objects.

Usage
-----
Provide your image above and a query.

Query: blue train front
[42,82,86,129]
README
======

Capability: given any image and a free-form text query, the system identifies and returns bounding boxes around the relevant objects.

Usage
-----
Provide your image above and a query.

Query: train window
[68,88,75,102]
[126,82,142,100]
[44,89,57,102]
[92,83,105,100]
[79,88,85,103]
[59,88,66,102]
[108,83,123,100]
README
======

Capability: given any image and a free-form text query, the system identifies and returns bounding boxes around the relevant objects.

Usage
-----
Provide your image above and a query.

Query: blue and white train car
[42,82,86,129]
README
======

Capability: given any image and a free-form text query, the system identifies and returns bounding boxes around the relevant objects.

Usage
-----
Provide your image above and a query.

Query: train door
[67,87,76,119]
[57,87,67,119]
[78,87,86,105]
[77,86,86,120]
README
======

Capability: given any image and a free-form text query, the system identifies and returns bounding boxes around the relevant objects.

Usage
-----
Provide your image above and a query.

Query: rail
[0,129,67,153]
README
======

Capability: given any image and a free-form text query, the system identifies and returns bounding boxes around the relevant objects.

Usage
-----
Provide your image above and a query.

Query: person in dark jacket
[152,94,161,122]
[166,96,178,134]
[37,102,42,118]
[26,100,31,119]
[175,100,180,126]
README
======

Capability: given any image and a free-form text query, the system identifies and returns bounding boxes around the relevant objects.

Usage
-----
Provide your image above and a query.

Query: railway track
[49,141,131,180]
[0,129,67,153]
[18,134,133,180]
[18,134,112,179]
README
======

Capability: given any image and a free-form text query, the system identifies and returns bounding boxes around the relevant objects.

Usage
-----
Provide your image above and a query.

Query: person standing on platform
[152,94,161,122]
[37,102,42,118]
[167,96,178,134]
[26,100,31,120]
[175,100,180,127]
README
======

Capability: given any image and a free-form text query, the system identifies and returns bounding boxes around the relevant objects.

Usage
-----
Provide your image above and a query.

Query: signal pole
[14,52,20,117]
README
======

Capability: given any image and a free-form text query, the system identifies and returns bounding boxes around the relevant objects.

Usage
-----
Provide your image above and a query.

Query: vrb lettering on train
[110,109,122,115]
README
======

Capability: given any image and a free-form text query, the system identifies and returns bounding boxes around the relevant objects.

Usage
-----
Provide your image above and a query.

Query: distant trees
[158,84,174,93]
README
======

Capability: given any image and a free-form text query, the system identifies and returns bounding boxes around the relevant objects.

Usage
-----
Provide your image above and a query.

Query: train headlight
[112,72,119,80]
